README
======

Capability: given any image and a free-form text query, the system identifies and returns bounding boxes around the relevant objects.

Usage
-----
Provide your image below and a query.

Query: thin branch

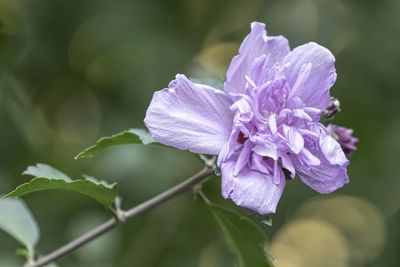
[26,167,215,267]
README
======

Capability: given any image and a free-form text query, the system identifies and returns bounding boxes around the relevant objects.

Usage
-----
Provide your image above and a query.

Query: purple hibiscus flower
[144,22,349,215]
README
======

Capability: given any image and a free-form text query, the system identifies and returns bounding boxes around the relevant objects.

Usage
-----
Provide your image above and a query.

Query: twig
[25,167,215,267]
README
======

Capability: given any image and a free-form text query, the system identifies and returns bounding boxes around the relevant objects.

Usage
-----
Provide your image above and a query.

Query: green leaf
[6,164,118,208]
[0,198,39,257]
[5,177,118,208]
[207,204,273,267]
[23,163,70,180]
[75,128,158,159]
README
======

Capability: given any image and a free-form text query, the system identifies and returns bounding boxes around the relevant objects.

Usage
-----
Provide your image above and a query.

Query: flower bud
[322,97,341,120]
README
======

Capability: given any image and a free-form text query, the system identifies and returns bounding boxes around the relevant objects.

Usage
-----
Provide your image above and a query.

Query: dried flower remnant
[145,22,352,215]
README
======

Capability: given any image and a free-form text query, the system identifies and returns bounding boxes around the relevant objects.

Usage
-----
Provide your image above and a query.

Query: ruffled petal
[298,148,321,166]
[294,133,349,193]
[252,140,279,160]
[319,134,348,165]
[234,140,253,176]
[284,42,337,110]
[296,160,349,193]
[282,125,304,154]
[144,74,233,155]
[225,22,290,94]
[221,160,286,214]
[281,155,295,178]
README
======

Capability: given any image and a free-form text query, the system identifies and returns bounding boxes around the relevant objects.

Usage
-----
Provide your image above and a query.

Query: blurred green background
[0,0,399,266]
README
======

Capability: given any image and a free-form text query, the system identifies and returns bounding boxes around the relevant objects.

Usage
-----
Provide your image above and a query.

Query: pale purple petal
[225,22,290,94]
[319,134,348,165]
[292,109,313,121]
[298,148,321,166]
[273,160,285,184]
[234,140,253,175]
[221,160,286,214]
[252,140,279,160]
[296,159,349,193]
[218,129,241,165]
[250,154,272,174]
[144,74,233,154]
[231,97,253,123]
[268,114,277,134]
[281,155,295,178]
[282,125,304,154]
[294,133,349,193]
[284,42,337,110]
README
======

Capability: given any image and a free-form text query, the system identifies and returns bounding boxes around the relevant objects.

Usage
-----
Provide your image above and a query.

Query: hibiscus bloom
[145,22,349,215]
